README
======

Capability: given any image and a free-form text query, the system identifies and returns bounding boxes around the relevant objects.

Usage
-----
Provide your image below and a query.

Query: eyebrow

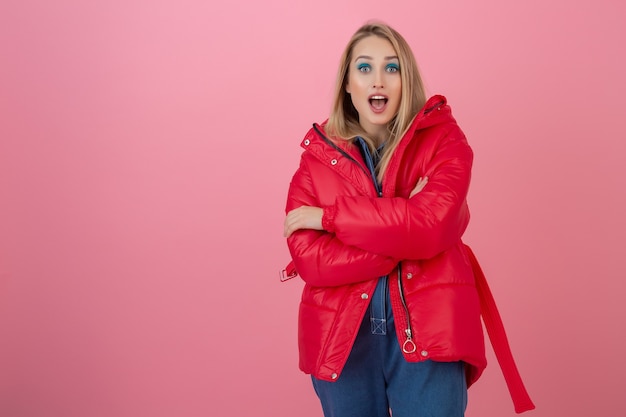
[354,55,399,61]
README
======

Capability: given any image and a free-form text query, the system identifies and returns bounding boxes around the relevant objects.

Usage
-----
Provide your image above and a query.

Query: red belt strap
[464,244,536,413]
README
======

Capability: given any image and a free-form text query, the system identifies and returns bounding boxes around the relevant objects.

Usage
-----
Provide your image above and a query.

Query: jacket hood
[407,94,454,132]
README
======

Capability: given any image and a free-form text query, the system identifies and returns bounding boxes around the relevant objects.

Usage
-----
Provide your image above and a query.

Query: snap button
[421,350,428,357]
[331,373,338,379]
[330,159,338,165]
[406,273,413,279]
[361,293,368,300]
[304,139,310,145]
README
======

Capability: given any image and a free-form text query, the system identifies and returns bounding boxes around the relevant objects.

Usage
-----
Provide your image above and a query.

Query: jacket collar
[299,95,454,195]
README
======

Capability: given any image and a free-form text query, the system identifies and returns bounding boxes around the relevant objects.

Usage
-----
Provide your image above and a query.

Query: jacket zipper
[341,133,417,355]
[357,138,416,355]
[397,264,416,354]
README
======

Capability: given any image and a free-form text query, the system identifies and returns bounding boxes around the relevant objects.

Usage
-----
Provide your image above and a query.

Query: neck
[368,127,389,148]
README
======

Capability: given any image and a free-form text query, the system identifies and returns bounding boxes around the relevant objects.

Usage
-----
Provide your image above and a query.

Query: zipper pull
[402,329,417,354]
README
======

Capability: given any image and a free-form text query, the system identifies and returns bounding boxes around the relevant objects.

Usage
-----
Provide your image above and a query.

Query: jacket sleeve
[322,130,472,260]
[286,155,398,287]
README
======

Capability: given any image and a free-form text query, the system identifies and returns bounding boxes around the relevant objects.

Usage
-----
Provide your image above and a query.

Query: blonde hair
[326,22,426,182]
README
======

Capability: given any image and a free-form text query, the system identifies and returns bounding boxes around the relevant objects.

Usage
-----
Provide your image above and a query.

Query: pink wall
[1,1,625,416]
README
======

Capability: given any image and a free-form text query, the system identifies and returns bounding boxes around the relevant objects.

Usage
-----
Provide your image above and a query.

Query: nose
[372,69,384,89]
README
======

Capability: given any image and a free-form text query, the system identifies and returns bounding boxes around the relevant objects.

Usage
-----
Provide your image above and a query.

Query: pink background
[1,0,625,416]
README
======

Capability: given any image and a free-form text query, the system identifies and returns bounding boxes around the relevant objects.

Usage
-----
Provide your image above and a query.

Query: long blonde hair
[326,22,426,182]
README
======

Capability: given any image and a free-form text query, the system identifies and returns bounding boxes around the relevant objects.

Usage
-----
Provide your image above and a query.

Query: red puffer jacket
[284,95,534,413]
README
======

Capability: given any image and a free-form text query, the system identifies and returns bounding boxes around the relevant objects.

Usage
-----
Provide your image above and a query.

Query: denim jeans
[312,278,467,417]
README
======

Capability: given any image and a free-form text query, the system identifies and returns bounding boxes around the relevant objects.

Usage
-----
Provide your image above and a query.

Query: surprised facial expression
[346,36,402,143]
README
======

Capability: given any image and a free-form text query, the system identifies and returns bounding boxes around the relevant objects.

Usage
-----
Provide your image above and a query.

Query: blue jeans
[312,278,467,417]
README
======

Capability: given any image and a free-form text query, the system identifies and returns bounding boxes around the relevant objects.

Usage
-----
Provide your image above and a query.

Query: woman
[283,22,534,416]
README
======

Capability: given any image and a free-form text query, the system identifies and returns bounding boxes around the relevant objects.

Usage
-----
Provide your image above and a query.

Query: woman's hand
[409,176,428,198]
[284,206,324,238]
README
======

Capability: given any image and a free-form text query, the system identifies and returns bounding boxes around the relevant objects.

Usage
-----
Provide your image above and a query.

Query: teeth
[371,96,386,100]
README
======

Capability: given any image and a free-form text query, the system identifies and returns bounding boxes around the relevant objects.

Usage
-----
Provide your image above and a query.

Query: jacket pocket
[408,242,475,291]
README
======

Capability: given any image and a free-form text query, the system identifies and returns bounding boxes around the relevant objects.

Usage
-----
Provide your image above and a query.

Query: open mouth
[369,95,388,111]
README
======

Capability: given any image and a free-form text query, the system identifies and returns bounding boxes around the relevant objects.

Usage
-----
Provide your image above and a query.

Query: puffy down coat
[284,95,534,413]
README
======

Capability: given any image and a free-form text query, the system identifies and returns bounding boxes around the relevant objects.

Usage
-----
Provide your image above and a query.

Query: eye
[357,63,371,73]
[386,63,400,73]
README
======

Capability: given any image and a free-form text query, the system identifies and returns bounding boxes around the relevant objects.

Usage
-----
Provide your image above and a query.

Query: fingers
[284,209,298,238]
[284,206,324,237]
[409,176,429,198]
[284,206,307,238]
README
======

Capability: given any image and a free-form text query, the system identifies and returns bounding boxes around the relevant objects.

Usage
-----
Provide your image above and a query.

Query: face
[346,35,402,143]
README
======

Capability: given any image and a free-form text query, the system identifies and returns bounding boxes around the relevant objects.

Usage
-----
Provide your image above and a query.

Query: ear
[345,82,351,94]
